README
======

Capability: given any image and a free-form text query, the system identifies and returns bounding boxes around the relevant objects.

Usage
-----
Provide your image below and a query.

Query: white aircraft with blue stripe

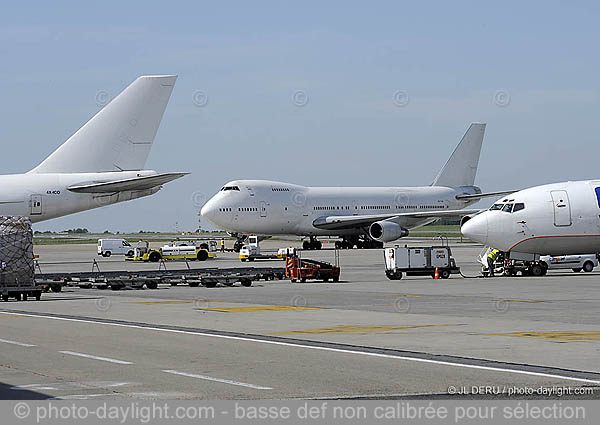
[462,180,600,256]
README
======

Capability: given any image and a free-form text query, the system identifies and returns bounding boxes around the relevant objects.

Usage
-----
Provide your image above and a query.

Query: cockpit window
[220,186,240,191]
[512,203,525,212]
[502,203,513,213]
[489,203,504,211]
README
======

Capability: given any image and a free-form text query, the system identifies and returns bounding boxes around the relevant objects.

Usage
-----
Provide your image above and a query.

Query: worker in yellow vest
[487,249,501,277]
[220,238,225,252]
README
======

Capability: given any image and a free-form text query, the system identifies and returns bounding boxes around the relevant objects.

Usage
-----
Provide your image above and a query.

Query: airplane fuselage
[0,170,160,222]
[201,180,478,237]
[461,180,600,255]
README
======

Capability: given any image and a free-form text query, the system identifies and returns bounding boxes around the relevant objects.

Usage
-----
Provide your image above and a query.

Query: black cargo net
[0,216,34,286]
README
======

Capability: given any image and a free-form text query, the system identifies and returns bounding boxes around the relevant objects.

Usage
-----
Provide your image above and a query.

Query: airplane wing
[67,172,189,193]
[312,208,482,231]
[455,190,517,201]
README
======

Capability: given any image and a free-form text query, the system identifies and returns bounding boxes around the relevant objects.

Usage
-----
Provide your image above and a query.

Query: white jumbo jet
[0,75,187,222]
[202,123,511,250]
[461,180,600,256]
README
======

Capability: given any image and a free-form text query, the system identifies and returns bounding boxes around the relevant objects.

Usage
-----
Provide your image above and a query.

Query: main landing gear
[303,237,322,250]
[334,236,383,250]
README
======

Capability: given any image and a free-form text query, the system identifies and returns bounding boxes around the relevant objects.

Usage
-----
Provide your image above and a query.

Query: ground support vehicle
[285,250,340,282]
[384,245,459,280]
[478,248,552,277]
[239,236,282,261]
[97,238,134,257]
[540,254,597,273]
[126,240,215,262]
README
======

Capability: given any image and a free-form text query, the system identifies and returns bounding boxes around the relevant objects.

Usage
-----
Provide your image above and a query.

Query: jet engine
[460,215,472,227]
[369,220,409,242]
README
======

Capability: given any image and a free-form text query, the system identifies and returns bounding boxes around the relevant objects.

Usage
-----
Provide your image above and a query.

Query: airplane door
[260,201,267,217]
[550,190,571,226]
[30,194,42,215]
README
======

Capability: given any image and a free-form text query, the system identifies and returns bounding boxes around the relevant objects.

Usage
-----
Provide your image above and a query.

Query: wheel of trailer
[110,284,121,290]
[2,294,8,302]
[197,250,208,261]
[332,276,339,282]
[531,264,544,277]
[188,282,200,287]
[50,283,62,293]
[170,282,178,286]
[149,252,161,262]
[203,281,217,288]
[440,269,450,279]
[241,279,252,287]
[34,291,41,301]
[572,268,582,273]
[15,293,22,301]
[303,241,309,250]
[22,292,28,301]
[583,261,594,273]
[146,282,158,290]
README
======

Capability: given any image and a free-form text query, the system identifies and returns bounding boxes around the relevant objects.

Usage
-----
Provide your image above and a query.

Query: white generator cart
[384,246,459,280]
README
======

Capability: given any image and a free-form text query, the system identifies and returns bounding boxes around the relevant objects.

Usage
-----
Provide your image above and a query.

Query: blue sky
[1,1,599,232]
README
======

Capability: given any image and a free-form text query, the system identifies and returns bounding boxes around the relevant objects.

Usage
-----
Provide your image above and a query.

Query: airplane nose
[200,199,217,223]
[461,213,488,245]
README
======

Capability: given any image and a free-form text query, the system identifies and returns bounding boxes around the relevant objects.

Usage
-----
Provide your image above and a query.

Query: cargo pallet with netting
[0,216,43,301]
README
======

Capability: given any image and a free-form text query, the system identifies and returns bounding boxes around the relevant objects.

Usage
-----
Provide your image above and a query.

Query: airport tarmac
[1,240,599,400]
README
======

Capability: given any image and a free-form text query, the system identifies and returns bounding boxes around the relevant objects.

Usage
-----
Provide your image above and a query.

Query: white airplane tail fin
[29,75,177,174]
[431,123,486,187]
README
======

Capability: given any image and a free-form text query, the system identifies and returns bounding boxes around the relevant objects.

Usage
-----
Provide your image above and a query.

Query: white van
[97,239,134,257]
[540,254,598,273]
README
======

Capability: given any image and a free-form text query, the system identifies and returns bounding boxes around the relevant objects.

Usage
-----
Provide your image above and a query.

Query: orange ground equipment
[285,249,340,283]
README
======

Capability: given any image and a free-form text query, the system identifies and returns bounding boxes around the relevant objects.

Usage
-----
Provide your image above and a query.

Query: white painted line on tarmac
[0,338,36,347]
[59,351,133,365]
[4,311,600,385]
[163,370,272,390]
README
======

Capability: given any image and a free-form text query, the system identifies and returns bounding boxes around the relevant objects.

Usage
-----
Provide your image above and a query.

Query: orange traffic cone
[434,267,440,279]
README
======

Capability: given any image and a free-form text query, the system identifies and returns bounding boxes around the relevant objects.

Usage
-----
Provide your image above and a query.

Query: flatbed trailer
[1,284,44,301]
[35,266,286,291]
